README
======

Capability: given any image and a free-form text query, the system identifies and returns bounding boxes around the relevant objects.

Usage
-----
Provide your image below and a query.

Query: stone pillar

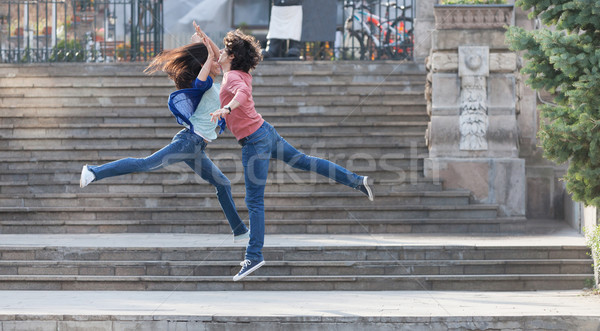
[414,0,436,62]
[425,26,525,217]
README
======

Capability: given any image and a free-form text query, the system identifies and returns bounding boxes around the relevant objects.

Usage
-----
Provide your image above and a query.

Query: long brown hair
[144,43,208,90]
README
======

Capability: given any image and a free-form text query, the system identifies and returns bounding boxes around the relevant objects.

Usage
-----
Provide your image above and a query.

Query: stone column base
[425,157,525,217]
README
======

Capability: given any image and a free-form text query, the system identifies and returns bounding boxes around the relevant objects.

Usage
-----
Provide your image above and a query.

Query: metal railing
[301,0,414,61]
[0,0,413,63]
[0,0,163,63]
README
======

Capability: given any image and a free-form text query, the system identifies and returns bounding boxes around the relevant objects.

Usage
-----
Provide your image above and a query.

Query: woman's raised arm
[194,21,221,59]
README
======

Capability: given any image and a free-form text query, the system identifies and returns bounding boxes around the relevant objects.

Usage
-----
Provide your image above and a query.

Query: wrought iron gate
[0,0,163,63]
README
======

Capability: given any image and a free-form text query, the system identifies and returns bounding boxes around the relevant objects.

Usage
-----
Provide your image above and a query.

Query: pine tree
[506,0,600,207]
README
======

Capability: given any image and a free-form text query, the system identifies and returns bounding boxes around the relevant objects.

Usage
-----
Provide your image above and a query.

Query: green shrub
[585,225,600,288]
[506,0,600,207]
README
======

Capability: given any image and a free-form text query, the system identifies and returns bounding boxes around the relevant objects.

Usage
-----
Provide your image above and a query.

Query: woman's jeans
[241,122,363,261]
[88,129,248,236]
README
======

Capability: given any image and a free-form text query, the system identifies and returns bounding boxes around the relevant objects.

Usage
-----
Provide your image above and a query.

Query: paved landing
[0,290,599,318]
[0,231,587,249]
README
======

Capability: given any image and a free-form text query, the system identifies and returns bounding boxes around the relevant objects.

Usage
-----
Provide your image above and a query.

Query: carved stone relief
[459,46,489,151]
[459,76,488,150]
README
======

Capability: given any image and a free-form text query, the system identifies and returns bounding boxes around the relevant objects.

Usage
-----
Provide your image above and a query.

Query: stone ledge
[1,313,599,331]
[430,52,517,72]
[432,30,511,51]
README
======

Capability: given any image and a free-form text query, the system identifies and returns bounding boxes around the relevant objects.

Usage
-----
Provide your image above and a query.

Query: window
[232,0,271,29]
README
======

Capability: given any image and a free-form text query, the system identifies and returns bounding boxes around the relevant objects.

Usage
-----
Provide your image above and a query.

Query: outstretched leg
[185,149,248,236]
[85,130,197,183]
[242,141,270,262]
[269,127,373,200]
[271,131,361,188]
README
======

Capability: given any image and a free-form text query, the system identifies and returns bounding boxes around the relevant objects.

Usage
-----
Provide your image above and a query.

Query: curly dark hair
[144,43,208,90]
[223,30,262,73]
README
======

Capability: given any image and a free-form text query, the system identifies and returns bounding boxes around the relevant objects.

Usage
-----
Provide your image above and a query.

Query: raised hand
[190,34,201,43]
[205,38,215,59]
[193,21,205,39]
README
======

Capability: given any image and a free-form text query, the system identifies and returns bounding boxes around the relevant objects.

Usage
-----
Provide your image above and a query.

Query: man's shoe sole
[233,260,265,282]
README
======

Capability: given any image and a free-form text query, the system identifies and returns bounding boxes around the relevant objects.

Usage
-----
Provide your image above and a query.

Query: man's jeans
[89,129,248,236]
[241,121,363,261]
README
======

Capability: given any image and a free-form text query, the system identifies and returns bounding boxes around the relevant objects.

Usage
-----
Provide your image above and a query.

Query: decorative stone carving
[489,53,517,72]
[459,46,489,151]
[459,76,488,150]
[433,5,514,30]
[430,52,458,72]
[459,46,488,77]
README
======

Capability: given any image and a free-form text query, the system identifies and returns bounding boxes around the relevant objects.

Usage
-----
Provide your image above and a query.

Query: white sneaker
[233,259,265,281]
[80,165,95,188]
[233,230,250,244]
[358,176,374,201]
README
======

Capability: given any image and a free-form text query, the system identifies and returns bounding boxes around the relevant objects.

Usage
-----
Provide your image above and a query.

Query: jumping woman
[80,23,249,242]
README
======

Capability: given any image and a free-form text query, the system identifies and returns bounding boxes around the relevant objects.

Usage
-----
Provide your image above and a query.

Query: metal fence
[0,0,163,63]
[0,0,413,63]
[236,0,415,61]
[333,0,414,61]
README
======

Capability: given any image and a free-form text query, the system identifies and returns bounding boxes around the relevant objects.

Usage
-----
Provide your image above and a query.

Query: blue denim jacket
[167,77,212,134]
[167,76,226,135]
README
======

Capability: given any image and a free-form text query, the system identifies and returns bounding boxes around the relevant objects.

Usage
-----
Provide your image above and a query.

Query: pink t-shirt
[220,70,264,140]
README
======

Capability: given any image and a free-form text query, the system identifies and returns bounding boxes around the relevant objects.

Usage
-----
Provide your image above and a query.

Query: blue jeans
[88,129,248,236]
[241,122,363,261]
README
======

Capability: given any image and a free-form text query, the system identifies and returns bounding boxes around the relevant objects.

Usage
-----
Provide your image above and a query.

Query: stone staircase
[0,234,591,291]
[0,62,524,234]
[0,62,592,292]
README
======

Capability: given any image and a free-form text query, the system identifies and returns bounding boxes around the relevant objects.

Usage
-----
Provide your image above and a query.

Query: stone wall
[417,0,570,220]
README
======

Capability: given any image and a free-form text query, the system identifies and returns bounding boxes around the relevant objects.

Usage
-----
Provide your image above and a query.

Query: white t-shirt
[187,82,220,141]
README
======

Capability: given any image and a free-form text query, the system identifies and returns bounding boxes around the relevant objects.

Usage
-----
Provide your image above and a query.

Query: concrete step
[0,191,470,208]
[0,240,588,262]
[0,244,591,264]
[0,140,427,153]
[0,155,423,174]
[0,157,427,180]
[0,104,429,118]
[1,121,429,136]
[0,233,589,290]
[0,150,427,166]
[0,61,427,77]
[251,81,425,93]
[2,134,427,149]
[0,204,500,222]
[0,94,427,108]
[0,167,424,184]
[0,76,425,92]
[0,217,527,234]
[1,128,427,147]
[0,111,429,126]
[0,273,590,291]
[0,290,598,330]
[0,179,444,196]
[0,73,427,90]
[2,259,590,277]
[0,86,425,99]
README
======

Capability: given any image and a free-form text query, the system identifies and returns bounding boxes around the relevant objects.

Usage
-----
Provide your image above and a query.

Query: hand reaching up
[205,37,215,59]
[193,21,205,39]
[191,21,205,43]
